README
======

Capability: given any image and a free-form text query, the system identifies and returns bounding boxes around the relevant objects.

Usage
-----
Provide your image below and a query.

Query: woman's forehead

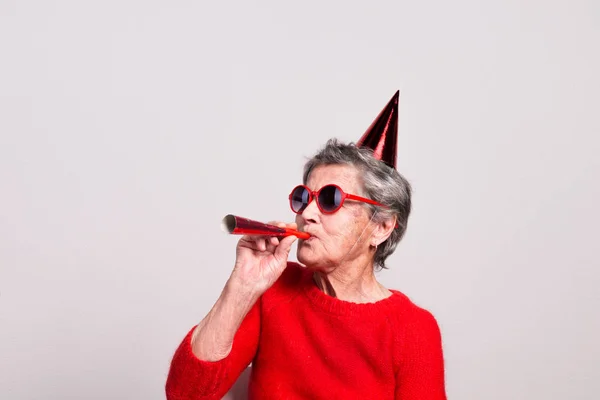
[306,164,361,191]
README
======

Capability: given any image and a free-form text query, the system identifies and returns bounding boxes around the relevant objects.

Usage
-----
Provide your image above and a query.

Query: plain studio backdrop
[1,1,599,399]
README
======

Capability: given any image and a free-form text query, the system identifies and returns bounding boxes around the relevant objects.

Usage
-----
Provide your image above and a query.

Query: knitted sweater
[166,262,446,399]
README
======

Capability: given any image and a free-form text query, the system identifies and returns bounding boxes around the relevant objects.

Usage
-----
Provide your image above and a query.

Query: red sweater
[166,262,446,399]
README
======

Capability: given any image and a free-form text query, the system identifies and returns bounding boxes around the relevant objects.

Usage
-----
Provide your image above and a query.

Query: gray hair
[302,138,412,270]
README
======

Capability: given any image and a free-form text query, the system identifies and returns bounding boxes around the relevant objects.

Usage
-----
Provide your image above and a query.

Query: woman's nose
[301,197,319,224]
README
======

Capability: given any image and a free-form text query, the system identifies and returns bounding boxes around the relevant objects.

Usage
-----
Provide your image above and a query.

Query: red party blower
[221,214,311,240]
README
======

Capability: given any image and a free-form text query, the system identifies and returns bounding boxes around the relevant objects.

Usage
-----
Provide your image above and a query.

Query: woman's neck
[312,262,391,303]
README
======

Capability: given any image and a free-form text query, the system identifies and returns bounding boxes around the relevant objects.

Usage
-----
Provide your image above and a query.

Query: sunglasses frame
[288,184,389,215]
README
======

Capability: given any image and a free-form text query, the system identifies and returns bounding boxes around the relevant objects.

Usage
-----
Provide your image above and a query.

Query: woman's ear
[371,216,396,247]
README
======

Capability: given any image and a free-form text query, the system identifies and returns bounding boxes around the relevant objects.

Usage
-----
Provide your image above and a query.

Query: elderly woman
[166,93,446,399]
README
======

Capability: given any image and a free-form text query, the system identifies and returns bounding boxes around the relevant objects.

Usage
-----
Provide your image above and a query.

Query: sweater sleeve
[165,298,261,400]
[395,308,447,400]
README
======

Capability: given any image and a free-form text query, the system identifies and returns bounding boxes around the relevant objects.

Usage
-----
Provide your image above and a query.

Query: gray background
[1,1,599,399]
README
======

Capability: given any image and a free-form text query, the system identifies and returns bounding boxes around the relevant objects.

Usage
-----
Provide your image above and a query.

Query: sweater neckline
[299,266,402,316]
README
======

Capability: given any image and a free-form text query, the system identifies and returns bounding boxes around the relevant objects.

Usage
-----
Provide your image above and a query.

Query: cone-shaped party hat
[356,90,399,169]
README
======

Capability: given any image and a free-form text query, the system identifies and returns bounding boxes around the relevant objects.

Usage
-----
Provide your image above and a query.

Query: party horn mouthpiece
[221,214,311,239]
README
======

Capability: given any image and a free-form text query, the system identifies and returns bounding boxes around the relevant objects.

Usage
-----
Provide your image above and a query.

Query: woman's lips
[302,235,317,243]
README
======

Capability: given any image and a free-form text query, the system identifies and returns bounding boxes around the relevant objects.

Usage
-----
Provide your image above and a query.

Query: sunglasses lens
[318,185,342,212]
[290,186,310,213]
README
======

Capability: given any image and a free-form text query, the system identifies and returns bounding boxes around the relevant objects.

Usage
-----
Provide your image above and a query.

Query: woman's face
[295,164,376,270]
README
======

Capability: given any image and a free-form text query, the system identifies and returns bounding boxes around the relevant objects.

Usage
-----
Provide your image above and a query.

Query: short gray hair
[302,138,412,270]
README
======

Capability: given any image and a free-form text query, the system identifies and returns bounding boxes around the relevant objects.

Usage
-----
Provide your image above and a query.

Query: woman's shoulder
[386,290,444,372]
[386,289,442,333]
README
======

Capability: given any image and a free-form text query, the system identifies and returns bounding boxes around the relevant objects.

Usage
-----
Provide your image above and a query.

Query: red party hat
[356,90,399,169]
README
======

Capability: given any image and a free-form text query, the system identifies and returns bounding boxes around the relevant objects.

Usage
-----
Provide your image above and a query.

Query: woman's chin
[297,249,320,268]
